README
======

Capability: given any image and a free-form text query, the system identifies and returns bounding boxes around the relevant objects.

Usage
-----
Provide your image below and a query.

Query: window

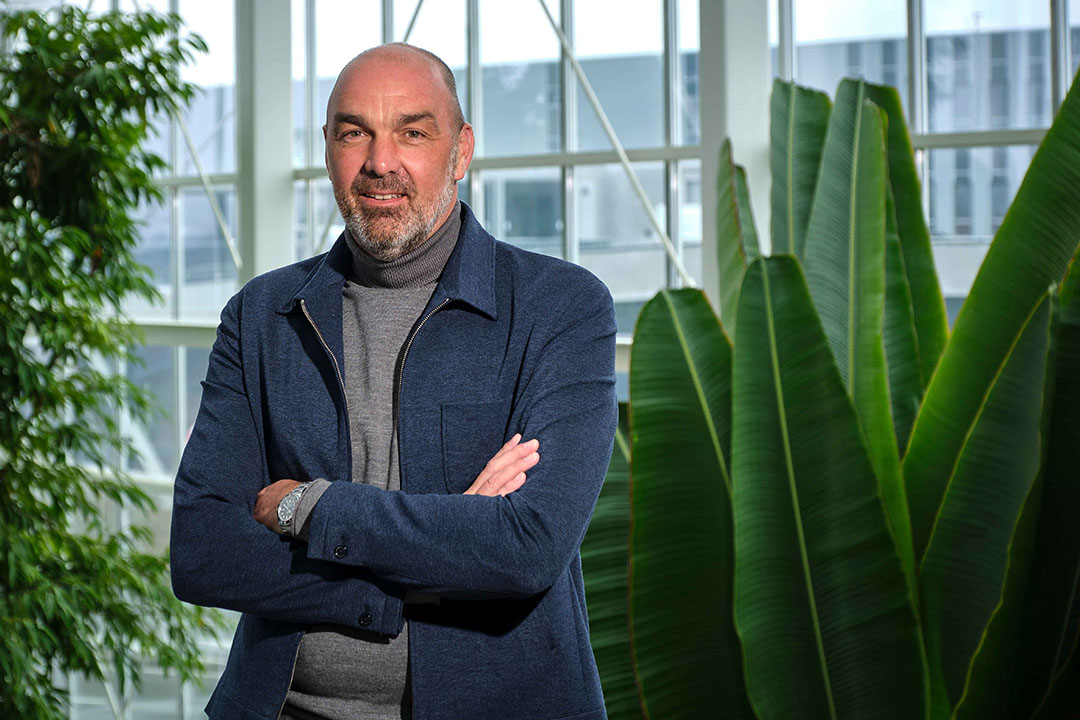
[954,149,973,236]
[991,146,1009,232]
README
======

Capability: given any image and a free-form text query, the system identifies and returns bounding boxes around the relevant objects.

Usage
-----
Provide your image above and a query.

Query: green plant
[582,74,1080,719]
[0,6,228,718]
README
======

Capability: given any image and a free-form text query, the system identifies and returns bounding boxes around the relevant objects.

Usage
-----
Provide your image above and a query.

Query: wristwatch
[277,481,313,534]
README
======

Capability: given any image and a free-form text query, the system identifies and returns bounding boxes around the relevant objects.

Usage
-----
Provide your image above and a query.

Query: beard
[335,146,459,262]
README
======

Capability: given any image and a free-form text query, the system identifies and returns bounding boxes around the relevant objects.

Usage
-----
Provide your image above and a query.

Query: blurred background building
[5,0,1075,716]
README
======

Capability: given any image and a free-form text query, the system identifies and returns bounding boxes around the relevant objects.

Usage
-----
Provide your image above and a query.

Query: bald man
[171,44,616,720]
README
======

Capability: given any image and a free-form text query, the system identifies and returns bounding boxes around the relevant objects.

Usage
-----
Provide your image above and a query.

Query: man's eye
[343,129,364,139]
[405,130,424,139]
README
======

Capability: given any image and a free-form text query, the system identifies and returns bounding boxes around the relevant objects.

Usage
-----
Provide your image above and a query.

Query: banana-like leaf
[732,256,927,720]
[904,70,1080,561]
[717,139,751,334]
[1031,635,1080,719]
[628,289,753,719]
[863,82,949,383]
[955,280,1080,720]
[582,403,645,720]
[803,78,914,582]
[883,181,924,455]
[771,78,831,257]
[918,293,1054,715]
[735,165,761,261]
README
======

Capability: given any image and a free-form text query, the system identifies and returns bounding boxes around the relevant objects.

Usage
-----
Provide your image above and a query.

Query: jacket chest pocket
[440,400,510,494]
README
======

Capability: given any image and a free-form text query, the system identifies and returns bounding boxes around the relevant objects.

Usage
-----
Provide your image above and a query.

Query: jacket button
[333,545,347,559]
[358,612,372,627]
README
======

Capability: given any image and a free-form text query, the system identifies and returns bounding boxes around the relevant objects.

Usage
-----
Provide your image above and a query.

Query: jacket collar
[276,201,497,320]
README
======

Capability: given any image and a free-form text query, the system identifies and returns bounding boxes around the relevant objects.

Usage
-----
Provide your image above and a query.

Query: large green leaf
[627,289,752,719]
[582,403,645,720]
[882,181,924,456]
[735,165,760,261]
[732,256,927,720]
[770,78,831,257]
[904,70,1080,561]
[862,82,949,383]
[918,293,1054,716]
[802,78,914,582]
[955,280,1080,720]
[717,139,751,334]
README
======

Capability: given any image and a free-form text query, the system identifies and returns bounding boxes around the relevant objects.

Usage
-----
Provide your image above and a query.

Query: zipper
[397,297,451,402]
[300,298,350,421]
[275,638,303,720]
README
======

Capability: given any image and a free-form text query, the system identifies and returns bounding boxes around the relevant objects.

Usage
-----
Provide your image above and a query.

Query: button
[333,545,348,559]
[358,612,372,627]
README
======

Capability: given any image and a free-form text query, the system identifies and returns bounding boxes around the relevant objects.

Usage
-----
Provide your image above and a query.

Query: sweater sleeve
[303,274,617,600]
[292,478,332,541]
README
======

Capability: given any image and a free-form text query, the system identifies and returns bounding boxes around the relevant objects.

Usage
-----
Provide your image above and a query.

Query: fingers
[464,436,539,496]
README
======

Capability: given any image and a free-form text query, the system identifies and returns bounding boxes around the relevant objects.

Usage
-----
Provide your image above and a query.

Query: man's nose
[363,133,401,177]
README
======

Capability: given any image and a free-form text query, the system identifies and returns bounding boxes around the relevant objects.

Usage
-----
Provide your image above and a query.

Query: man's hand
[465,434,539,496]
[254,478,303,534]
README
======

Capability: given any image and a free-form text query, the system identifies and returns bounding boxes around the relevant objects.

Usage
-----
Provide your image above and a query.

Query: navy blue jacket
[170,203,617,720]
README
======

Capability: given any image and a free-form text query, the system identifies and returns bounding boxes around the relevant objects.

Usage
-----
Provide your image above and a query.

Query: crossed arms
[169,276,617,632]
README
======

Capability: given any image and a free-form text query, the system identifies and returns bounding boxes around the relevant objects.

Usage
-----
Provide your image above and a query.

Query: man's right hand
[464,434,539,496]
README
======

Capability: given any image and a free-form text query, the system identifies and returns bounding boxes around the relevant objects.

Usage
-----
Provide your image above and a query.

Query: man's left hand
[254,479,303,534]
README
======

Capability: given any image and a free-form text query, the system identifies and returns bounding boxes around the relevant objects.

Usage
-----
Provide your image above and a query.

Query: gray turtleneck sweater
[280,202,462,720]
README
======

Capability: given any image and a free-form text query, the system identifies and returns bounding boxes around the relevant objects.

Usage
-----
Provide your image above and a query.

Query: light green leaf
[918,293,1054,715]
[628,289,753,719]
[803,78,914,582]
[770,79,831,258]
[733,256,927,720]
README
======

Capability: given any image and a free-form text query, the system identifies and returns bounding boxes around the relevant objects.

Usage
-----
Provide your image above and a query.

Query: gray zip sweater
[280,202,462,720]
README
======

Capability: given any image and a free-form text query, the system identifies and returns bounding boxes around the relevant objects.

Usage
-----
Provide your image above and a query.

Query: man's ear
[323,124,330,177]
[454,123,475,181]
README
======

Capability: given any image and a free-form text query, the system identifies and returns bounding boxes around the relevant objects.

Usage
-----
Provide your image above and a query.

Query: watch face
[278,492,300,524]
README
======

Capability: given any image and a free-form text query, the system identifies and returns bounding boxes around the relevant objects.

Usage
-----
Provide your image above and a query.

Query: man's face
[323,50,474,261]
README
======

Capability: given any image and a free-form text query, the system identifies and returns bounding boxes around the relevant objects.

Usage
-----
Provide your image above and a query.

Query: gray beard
[339,154,459,262]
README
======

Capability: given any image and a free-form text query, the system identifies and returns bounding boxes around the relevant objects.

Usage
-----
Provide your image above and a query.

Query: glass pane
[575,162,666,334]
[481,167,563,257]
[1069,5,1080,79]
[926,1,1050,132]
[292,0,307,167]
[770,0,780,78]
[128,667,181,719]
[126,346,177,476]
[126,193,173,319]
[795,1,908,109]
[926,145,1036,318]
[178,0,236,175]
[295,179,310,261]
[179,186,237,320]
[184,346,210,452]
[479,0,561,157]
[394,0,468,116]
[679,0,700,145]
[130,485,173,558]
[574,0,664,152]
[679,159,702,286]
[312,179,347,256]
[314,0,383,140]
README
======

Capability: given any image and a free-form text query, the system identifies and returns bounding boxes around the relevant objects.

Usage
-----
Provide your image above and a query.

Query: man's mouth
[361,193,406,200]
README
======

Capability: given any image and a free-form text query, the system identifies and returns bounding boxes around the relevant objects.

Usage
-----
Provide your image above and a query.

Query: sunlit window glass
[925,1,1050,132]
[575,162,666,334]
[178,0,236,175]
[794,1,909,109]
[481,168,563,257]
[479,0,561,157]
[179,186,237,320]
[574,0,664,152]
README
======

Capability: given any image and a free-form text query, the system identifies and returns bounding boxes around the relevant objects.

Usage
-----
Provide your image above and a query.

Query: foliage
[0,6,227,718]
[582,72,1080,719]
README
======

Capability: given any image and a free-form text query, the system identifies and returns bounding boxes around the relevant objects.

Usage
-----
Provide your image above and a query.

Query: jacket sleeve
[303,272,618,599]
[170,290,406,635]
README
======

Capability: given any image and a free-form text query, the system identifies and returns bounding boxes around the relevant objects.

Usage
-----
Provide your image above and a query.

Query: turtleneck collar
[345,200,462,289]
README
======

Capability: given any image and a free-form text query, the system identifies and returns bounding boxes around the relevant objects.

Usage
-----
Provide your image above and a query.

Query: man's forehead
[329,52,453,116]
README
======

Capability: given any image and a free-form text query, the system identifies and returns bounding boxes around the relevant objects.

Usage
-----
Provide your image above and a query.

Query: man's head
[323,43,474,261]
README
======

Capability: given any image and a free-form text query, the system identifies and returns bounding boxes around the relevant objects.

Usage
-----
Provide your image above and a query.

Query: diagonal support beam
[537,0,696,288]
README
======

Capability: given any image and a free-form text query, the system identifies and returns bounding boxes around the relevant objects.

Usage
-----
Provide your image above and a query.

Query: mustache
[350,173,414,197]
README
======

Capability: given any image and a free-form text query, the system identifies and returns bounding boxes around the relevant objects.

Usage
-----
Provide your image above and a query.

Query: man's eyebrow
[332,112,367,129]
[396,112,438,127]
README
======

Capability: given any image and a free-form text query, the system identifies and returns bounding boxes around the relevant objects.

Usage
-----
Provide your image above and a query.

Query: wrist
[277,481,313,534]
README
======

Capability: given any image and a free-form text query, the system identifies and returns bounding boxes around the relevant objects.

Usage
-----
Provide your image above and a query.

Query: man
[170,42,617,720]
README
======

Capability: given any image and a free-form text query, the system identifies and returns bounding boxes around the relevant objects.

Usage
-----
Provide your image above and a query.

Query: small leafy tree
[0,6,227,718]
